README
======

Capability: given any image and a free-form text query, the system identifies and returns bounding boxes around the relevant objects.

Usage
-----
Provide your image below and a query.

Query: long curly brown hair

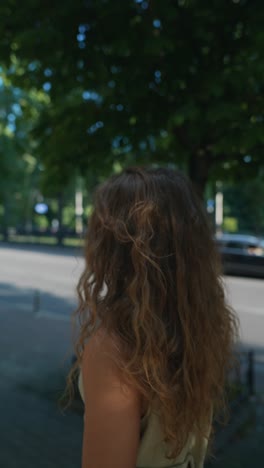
[66,166,238,458]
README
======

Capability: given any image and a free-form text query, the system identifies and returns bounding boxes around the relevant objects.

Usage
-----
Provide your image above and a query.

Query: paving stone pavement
[207,397,264,468]
[1,292,264,468]
[0,305,83,468]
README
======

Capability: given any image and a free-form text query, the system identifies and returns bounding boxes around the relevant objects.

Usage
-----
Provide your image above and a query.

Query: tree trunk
[188,154,210,199]
[2,194,9,242]
[57,192,64,246]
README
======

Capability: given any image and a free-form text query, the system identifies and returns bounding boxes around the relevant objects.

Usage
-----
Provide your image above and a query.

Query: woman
[68,166,238,468]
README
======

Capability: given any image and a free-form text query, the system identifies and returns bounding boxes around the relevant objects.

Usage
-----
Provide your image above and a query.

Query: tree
[223,171,264,235]
[1,0,264,195]
[0,66,48,236]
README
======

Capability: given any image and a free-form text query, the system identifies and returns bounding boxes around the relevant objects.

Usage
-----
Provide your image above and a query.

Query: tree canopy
[1,0,264,195]
[224,172,264,234]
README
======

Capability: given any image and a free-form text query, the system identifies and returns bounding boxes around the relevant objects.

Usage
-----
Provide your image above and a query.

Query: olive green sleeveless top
[78,372,210,468]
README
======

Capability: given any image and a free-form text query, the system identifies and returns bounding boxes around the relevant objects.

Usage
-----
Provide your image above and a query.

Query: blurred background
[0,0,263,467]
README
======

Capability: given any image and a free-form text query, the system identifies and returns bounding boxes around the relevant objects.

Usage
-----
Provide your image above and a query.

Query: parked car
[215,233,264,278]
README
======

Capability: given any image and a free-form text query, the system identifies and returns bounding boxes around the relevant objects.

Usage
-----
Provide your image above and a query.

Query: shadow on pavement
[0,282,83,468]
[0,281,77,318]
[207,345,264,467]
[0,241,83,258]
[1,281,263,467]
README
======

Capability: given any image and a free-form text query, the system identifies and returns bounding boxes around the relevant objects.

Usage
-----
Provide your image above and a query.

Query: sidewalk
[1,303,264,467]
[0,305,83,468]
[207,396,264,467]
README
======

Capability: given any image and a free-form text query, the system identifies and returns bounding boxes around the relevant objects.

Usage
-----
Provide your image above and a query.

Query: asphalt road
[1,242,263,337]
[224,275,264,350]
[0,243,84,319]
[0,243,263,467]
[1,242,264,373]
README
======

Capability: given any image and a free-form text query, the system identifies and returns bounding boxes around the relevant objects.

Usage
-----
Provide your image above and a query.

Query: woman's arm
[81,331,141,468]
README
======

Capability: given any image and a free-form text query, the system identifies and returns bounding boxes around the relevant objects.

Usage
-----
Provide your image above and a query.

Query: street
[1,243,263,378]
[0,243,263,467]
[0,244,85,468]
[224,275,264,349]
[0,243,84,318]
[1,243,263,345]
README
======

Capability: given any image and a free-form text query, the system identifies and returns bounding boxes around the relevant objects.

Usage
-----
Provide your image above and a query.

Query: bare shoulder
[81,328,141,468]
[82,327,139,404]
[83,327,119,360]
[82,327,122,376]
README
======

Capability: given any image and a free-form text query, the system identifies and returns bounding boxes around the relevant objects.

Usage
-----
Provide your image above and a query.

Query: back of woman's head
[74,166,238,458]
